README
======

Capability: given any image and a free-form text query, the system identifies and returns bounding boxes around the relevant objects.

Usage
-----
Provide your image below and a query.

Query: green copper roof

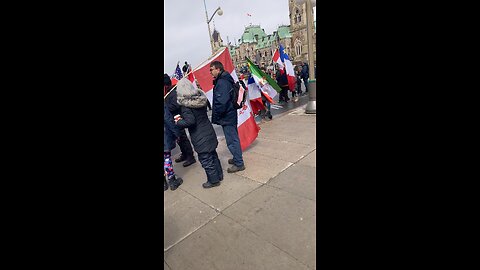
[256,35,275,49]
[277,25,292,39]
[240,25,267,44]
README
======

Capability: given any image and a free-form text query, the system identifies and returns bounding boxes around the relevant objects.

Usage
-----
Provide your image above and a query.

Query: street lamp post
[203,0,223,54]
[296,0,316,114]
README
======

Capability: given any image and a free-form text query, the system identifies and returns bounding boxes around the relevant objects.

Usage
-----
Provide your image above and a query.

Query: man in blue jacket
[210,61,246,173]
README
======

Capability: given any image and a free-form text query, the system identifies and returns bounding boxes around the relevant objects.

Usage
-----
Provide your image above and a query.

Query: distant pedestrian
[210,61,246,173]
[175,78,223,189]
[164,104,183,191]
[182,61,190,75]
[276,69,290,103]
[259,92,272,120]
[164,74,197,167]
[296,68,303,96]
[301,62,309,92]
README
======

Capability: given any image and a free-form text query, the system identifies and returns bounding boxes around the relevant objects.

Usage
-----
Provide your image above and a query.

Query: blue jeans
[222,125,244,167]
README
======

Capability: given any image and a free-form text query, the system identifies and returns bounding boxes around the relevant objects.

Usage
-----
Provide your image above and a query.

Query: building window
[295,39,302,56]
[295,9,300,23]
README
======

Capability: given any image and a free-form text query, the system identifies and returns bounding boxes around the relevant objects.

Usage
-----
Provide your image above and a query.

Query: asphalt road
[171,84,310,157]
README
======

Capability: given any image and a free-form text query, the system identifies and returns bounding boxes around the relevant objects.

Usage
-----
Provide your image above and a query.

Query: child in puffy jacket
[164,104,183,191]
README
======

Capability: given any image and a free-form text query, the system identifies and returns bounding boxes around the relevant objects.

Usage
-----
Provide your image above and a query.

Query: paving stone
[164,189,218,251]
[178,172,262,211]
[233,152,293,184]
[164,214,310,270]
[245,138,315,163]
[296,149,316,168]
[268,164,316,201]
[257,117,316,146]
[222,185,316,269]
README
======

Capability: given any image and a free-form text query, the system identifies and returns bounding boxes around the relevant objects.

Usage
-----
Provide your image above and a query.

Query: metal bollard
[305,79,316,114]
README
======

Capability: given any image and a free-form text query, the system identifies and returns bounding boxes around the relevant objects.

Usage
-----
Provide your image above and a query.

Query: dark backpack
[231,80,247,110]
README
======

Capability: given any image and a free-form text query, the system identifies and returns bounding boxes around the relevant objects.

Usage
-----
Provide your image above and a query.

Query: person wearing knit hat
[164,73,197,167]
[174,78,223,189]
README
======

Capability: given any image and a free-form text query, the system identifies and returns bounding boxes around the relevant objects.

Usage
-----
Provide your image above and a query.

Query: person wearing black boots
[164,104,183,191]
[164,74,196,167]
[164,173,169,191]
[174,78,223,189]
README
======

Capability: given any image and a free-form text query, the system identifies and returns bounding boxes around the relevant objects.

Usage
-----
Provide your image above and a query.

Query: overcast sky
[164,0,315,73]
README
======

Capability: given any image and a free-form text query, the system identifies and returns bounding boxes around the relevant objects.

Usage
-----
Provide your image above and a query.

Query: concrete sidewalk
[164,104,317,270]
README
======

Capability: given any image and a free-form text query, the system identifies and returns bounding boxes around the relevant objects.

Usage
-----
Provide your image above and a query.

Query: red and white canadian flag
[186,66,198,89]
[192,47,260,151]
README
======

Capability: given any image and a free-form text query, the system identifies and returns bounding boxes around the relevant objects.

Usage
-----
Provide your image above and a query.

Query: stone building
[228,25,293,72]
[213,1,316,72]
[288,0,316,66]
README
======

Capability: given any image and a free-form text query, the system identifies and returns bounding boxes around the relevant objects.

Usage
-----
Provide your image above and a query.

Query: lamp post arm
[207,7,222,24]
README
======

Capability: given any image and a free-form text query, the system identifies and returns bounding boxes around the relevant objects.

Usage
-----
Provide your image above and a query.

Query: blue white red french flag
[278,45,297,92]
[272,48,284,70]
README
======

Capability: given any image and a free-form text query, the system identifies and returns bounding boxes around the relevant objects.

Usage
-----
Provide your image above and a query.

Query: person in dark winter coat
[164,104,183,191]
[276,69,290,103]
[209,61,245,173]
[174,78,223,188]
[296,68,303,96]
[301,62,309,92]
[164,74,196,167]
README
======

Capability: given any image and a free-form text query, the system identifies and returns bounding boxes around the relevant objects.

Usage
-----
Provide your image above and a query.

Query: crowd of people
[277,62,312,103]
[164,61,246,191]
[238,62,314,121]
[164,60,316,192]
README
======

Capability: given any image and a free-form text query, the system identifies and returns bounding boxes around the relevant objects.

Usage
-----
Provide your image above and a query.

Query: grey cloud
[164,0,301,71]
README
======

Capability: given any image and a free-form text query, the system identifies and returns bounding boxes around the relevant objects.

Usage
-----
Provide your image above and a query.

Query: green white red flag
[246,57,281,104]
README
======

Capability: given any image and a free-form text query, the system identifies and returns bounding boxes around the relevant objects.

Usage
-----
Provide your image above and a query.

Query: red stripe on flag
[238,113,260,151]
[249,98,265,115]
[287,75,296,92]
[262,92,275,104]
[272,49,279,62]
[192,48,235,94]
[187,72,195,83]
[171,78,178,86]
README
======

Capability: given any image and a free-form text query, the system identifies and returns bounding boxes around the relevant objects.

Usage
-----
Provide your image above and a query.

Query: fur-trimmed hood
[176,78,208,108]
